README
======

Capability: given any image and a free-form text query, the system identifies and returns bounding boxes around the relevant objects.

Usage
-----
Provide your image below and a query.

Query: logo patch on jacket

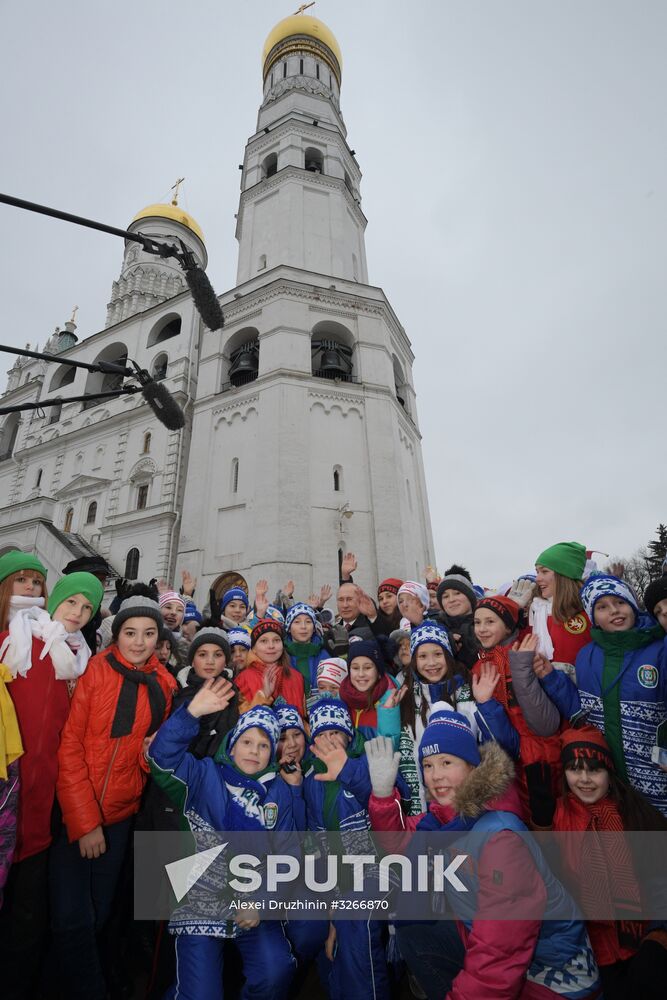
[637,664,658,689]
[564,614,588,635]
[262,802,278,829]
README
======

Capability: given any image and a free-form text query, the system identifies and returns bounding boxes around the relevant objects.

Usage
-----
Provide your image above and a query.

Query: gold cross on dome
[293,3,315,15]
[171,177,185,206]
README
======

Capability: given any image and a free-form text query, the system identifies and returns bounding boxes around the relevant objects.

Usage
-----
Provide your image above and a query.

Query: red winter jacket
[543,613,591,670]
[2,634,70,861]
[236,657,306,719]
[369,744,598,1000]
[57,646,175,842]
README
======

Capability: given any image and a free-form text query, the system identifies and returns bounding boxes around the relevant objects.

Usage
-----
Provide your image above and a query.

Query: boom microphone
[134,369,186,430]
[178,242,225,332]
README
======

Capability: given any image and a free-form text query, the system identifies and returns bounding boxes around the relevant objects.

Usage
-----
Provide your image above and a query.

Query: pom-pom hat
[111,596,163,638]
[436,574,478,611]
[418,705,481,768]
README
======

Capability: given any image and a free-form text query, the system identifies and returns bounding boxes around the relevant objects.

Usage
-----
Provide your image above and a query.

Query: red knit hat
[561,725,615,771]
[377,578,403,597]
[251,618,284,645]
[476,595,520,632]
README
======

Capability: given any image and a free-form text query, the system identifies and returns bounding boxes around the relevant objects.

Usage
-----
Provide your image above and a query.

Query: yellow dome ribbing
[262,14,342,83]
[131,202,205,243]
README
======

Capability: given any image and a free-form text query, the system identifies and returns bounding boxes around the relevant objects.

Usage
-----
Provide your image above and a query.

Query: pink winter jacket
[369,745,599,1000]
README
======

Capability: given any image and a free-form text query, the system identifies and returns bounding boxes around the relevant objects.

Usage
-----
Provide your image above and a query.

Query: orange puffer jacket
[57,646,176,842]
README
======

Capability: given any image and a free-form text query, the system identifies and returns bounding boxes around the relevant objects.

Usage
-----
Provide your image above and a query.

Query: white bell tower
[177,12,435,601]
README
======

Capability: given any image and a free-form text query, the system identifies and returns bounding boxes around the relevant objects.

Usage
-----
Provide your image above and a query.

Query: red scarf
[339,674,391,713]
[554,793,644,966]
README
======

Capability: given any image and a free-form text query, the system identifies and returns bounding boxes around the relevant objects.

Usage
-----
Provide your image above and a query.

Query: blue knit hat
[275,704,306,736]
[228,706,280,757]
[580,574,639,623]
[183,602,203,625]
[228,628,251,649]
[418,705,480,768]
[265,604,285,625]
[309,697,354,741]
[409,622,453,658]
[221,587,249,613]
[285,602,317,633]
[347,637,387,676]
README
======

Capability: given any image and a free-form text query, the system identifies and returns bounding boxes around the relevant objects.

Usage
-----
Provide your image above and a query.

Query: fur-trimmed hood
[452,742,519,819]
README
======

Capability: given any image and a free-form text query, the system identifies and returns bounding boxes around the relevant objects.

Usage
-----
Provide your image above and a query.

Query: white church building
[0,12,434,605]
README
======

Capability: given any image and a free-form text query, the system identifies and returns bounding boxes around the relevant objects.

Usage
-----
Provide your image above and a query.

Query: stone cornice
[237,166,367,233]
[308,389,365,406]
[218,277,413,359]
[211,394,259,417]
[246,119,359,182]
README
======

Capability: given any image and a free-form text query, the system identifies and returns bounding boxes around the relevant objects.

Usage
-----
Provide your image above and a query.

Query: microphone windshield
[183,264,225,332]
[141,379,185,430]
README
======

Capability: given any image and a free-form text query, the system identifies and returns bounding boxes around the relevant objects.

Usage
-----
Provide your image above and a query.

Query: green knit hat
[535,541,587,581]
[0,550,47,584]
[47,572,104,617]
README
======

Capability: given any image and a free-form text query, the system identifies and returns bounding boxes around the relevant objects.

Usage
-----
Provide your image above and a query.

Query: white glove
[507,578,536,609]
[364,736,401,798]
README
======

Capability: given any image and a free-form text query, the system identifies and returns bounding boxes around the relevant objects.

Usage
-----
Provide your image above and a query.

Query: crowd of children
[0,540,666,999]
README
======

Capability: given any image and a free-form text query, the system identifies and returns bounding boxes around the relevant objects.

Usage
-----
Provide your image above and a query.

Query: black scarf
[106,652,167,738]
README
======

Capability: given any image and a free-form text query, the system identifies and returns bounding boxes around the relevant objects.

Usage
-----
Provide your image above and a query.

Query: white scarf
[529,596,555,661]
[0,599,90,680]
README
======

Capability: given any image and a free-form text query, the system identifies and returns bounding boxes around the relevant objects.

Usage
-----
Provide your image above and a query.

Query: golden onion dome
[131,202,205,244]
[262,14,342,85]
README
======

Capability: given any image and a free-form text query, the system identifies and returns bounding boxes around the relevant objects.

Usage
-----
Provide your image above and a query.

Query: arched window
[35,468,43,488]
[125,547,140,580]
[47,398,62,425]
[64,507,74,533]
[228,339,259,388]
[393,355,409,412]
[262,153,278,179]
[83,342,128,410]
[147,316,181,348]
[137,484,149,510]
[333,465,343,492]
[0,414,20,462]
[151,353,168,381]
[86,501,97,525]
[304,147,324,174]
[258,254,267,271]
[311,321,355,383]
[142,432,152,455]
[49,365,76,393]
[231,458,239,494]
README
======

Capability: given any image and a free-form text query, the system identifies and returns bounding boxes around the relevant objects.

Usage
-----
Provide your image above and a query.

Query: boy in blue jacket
[304,697,392,1000]
[148,678,300,999]
[538,574,667,815]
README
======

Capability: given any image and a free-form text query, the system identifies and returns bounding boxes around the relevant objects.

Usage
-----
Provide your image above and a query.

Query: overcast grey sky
[1,1,665,585]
